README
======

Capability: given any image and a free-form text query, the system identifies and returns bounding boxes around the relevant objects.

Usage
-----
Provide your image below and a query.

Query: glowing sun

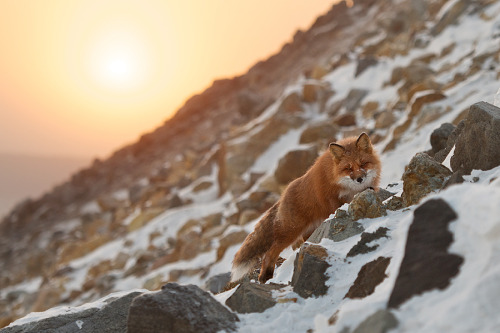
[86,27,152,93]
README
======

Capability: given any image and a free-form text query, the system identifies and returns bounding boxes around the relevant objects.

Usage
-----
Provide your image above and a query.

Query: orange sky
[0,0,336,159]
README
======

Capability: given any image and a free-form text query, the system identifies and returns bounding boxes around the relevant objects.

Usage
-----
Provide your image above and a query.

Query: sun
[85,27,152,93]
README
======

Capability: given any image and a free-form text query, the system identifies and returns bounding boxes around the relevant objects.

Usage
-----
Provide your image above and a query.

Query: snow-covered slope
[2,0,500,331]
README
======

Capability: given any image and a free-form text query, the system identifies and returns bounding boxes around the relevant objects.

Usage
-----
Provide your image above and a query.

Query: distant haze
[0,154,90,218]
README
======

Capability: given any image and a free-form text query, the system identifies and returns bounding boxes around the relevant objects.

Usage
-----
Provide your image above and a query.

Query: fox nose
[356,177,364,183]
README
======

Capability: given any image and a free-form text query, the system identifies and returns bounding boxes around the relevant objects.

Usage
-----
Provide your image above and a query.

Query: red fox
[231,133,381,283]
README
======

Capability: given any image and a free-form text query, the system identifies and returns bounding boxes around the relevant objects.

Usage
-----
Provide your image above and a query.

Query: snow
[494,87,500,107]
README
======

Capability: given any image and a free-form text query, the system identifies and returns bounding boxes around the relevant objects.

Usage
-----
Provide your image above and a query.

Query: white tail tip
[230,261,255,282]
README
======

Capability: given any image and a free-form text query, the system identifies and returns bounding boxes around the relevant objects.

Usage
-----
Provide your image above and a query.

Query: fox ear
[356,132,372,152]
[329,143,345,160]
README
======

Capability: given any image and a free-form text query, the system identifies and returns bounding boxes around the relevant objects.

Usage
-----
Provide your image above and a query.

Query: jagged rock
[450,102,500,174]
[442,171,465,189]
[274,147,318,185]
[376,188,394,203]
[355,56,378,77]
[388,199,464,308]
[203,272,231,294]
[334,113,357,127]
[374,110,396,129]
[299,122,338,144]
[302,82,328,103]
[429,123,456,157]
[402,153,452,206]
[348,189,387,221]
[278,92,303,113]
[291,243,330,298]
[128,283,238,333]
[225,282,285,313]
[308,210,364,244]
[309,64,330,80]
[2,291,143,333]
[362,101,379,118]
[347,227,389,257]
[385,196,404,211]
[434,120,465,163]
[390,61,435,95]
[237,90,263,118]
[344,89,369,112]
[352,310,399,333]
[345,257,391,299]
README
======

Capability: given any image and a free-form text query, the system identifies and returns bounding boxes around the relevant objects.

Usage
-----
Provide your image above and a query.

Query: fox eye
[361,162,369,168]
[344,166,352,172]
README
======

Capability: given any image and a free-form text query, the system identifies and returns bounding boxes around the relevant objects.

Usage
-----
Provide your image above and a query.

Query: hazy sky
[0,0,336,160]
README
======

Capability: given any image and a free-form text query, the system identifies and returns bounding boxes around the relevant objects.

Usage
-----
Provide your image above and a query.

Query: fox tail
[230,203,277,282]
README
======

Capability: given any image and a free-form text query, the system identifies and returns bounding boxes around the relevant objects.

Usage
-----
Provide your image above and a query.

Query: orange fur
[231,133,381,283]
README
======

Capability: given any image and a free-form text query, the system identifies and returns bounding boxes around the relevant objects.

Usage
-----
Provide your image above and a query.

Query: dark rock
[302,82,328,103]
[167,193,184,209]
[352,309,398,333]
[388,199,464,308]
[204,272,231,294]
[344,89,369,112]
[291,243,330,298]
[402,153,452,206]
[430,123,455,156]
[450,102,500,174]
[376,188,394,202]
[127,283,238,333]
[278,92,303,113]
[348,189,387,221]
[335,113,357,127]
[308,210,364,244]
[237,90,262,118]
[434,120,465,163]
[345,257,391,299]
[274,147,318,185]
[347,227,389,257]
[225,282,285,314]
[442,171,465,189]
[1,291,143,333]
[355,56,378,77]
[385,196,404,211]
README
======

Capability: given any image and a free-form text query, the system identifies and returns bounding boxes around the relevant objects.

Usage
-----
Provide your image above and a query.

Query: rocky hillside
[2,0,500,331]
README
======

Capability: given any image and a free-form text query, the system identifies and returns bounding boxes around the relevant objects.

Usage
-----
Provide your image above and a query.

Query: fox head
[329,133,381,196]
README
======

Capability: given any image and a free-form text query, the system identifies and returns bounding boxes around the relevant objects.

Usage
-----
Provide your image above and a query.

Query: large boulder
[429,123,456,157]
[388,199,464,308]
[127,283,238,333]
[402,153,452,206]
[299,122,338,144]
[274,147,318,185]
[225,282,285,314]
[348,189,387,221]
[291,243,330,298]
[308,210,364,244]
[450,102,500,174]
[1,291,143,333]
